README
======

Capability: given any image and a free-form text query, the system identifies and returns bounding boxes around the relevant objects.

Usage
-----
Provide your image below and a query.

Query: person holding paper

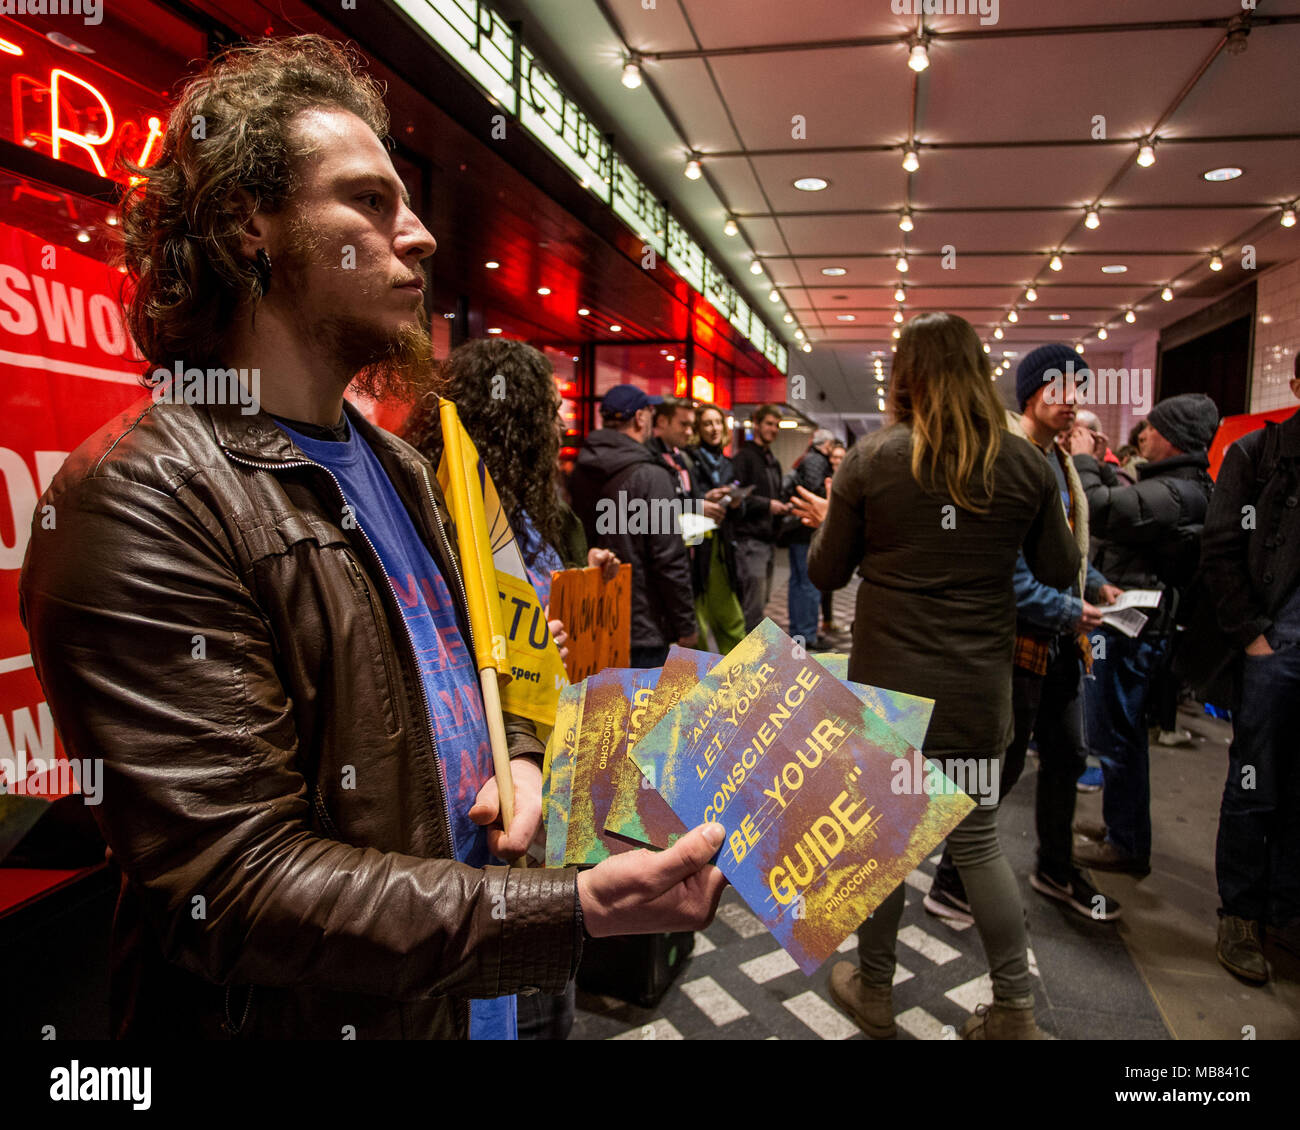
[1066,394,1217,876]
[19,37,724,1041]
[807,312,1080,1040]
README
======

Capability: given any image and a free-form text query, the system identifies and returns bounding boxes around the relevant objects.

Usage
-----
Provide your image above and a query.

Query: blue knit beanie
[1016,344,1092,411]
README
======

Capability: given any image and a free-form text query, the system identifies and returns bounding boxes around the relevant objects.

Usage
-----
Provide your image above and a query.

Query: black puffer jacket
[784,444,834,547]
[566,429,696,650]
[1075,450,1213,634]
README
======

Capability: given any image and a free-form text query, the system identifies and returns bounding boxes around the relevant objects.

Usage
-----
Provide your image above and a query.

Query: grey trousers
[734,536,775,631]
[856,756,1033,1003]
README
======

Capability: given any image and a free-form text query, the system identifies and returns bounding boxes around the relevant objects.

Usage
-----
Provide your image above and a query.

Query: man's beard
[320,312,432,404]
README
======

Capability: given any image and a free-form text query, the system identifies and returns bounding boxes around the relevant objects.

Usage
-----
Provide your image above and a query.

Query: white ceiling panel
[679,0,910,50]
[647,59,742,151]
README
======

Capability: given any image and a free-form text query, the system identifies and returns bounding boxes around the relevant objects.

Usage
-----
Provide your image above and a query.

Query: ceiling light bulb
[983,343,991,353]
[578,307,590,316]
[684,158,702,180]
[993,326,1003,339]
[795,329,805,338]
[1137,142,1156,168]
[898,210,914,232]
[1282,207,1297,228]
[908,42,929,72]
[801,342,812,352]
[893,286,906,303]
[750,259,763,275]
[1049,254,1064,271]
[896,255,909,272]
[892,328,901,340]
[1098,327,1108,340]
[768,288,780,302]
[902,146,919,173]
[621,60,642,89]
[536,286,551,295]
[1026,287,1038,302]
[783,312,794,323]
[1161,287,1173,302]
[1007,309,1019,322]
[891,345,897,352]
[484,260,500,269]
[609,324,622,332]
[1125,309,1137,323]
[1210,252,1223,271]
[1084,208,1100,229]
[723,218,739,236]
[893,310,904,323]
[1075,343,1085,354]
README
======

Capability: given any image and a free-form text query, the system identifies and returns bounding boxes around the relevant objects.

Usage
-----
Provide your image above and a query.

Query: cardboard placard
[548,564,631,681]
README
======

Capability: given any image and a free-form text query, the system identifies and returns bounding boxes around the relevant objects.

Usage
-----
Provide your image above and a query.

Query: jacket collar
[1138,451,1210,479]
[208,398,420,467]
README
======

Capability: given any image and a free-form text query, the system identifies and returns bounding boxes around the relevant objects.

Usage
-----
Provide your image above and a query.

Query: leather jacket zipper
[221,449,456,862]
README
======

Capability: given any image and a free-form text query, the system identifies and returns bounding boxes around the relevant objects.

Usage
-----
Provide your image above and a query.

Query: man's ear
[231,187,274,263]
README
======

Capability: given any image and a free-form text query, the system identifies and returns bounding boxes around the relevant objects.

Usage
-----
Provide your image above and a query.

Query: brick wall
[1250,257,1300,413]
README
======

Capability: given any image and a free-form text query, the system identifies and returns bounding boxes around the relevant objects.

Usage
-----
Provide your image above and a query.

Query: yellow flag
[434,399,569,726]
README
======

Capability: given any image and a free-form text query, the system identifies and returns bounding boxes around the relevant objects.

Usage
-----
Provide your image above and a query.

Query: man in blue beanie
[1066,391,1218,875]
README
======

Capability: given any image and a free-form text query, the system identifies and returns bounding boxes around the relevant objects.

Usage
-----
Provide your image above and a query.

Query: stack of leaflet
[541,618,975,973]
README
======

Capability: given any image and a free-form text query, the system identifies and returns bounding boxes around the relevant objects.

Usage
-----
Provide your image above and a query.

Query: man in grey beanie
[1065,392,1218,875]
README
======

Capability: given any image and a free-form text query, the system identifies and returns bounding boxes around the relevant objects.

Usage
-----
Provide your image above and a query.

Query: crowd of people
[16,36,1299,1043]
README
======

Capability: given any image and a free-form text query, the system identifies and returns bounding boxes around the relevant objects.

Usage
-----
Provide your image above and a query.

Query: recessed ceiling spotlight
[578,306,590,316]
[487,327,503,334]
[1025,287,1038,302]
[723,217,739,236]
[793,176,828,192]
[484,260,500,269]
[1161,287,1174,301]
[609,324,622,332]
[1085,208,1100,229]
[1100,265,1128,275]
[893,285,906,303]
[1210,252,1224,271]
[1202,166,1243,182]
[821,266,847,276]
[898,210,914,232]
[621,59,643,89]
[536,286,551,295]
[75,228,91,243]
[1048,313,1070,321]
[684,158,702,180]
[836,314,856,322]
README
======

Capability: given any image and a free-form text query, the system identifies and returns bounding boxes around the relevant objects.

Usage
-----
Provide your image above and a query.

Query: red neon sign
[2,21,165,186]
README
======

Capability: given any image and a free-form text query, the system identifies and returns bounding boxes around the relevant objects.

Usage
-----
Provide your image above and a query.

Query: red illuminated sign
[2,20,165,186]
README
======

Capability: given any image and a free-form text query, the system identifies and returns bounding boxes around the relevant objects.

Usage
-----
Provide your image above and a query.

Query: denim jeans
[1216,642,1300,925]
[787,541,821,645]
[1084,626,1165,862]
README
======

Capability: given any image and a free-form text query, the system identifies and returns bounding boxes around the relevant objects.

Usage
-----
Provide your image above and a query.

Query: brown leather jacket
[19,397,580,1039]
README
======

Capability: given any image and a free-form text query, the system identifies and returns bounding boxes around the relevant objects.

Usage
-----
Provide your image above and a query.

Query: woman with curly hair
[404,339,617,608]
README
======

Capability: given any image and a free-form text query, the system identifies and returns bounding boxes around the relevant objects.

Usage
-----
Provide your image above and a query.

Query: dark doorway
[1159,315,1252,417]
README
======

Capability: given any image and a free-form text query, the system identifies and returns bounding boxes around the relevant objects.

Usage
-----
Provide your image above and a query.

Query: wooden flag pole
[479,667,525,867]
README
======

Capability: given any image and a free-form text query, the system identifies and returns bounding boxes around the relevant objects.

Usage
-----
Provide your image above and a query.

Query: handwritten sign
[548,564,631,682]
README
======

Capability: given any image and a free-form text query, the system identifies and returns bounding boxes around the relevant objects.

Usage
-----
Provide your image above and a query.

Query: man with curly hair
[19,35,723,1041]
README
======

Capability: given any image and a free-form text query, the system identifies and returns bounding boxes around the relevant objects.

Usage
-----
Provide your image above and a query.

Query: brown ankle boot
[961,998,1049,1040]
[828,962,896,1038]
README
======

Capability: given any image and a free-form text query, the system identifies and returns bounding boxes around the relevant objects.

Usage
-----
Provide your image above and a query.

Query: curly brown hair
[404,340,565,561]
[119,35,389,370]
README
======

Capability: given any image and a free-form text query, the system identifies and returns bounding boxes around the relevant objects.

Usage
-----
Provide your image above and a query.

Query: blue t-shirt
[278,419,516,1041]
